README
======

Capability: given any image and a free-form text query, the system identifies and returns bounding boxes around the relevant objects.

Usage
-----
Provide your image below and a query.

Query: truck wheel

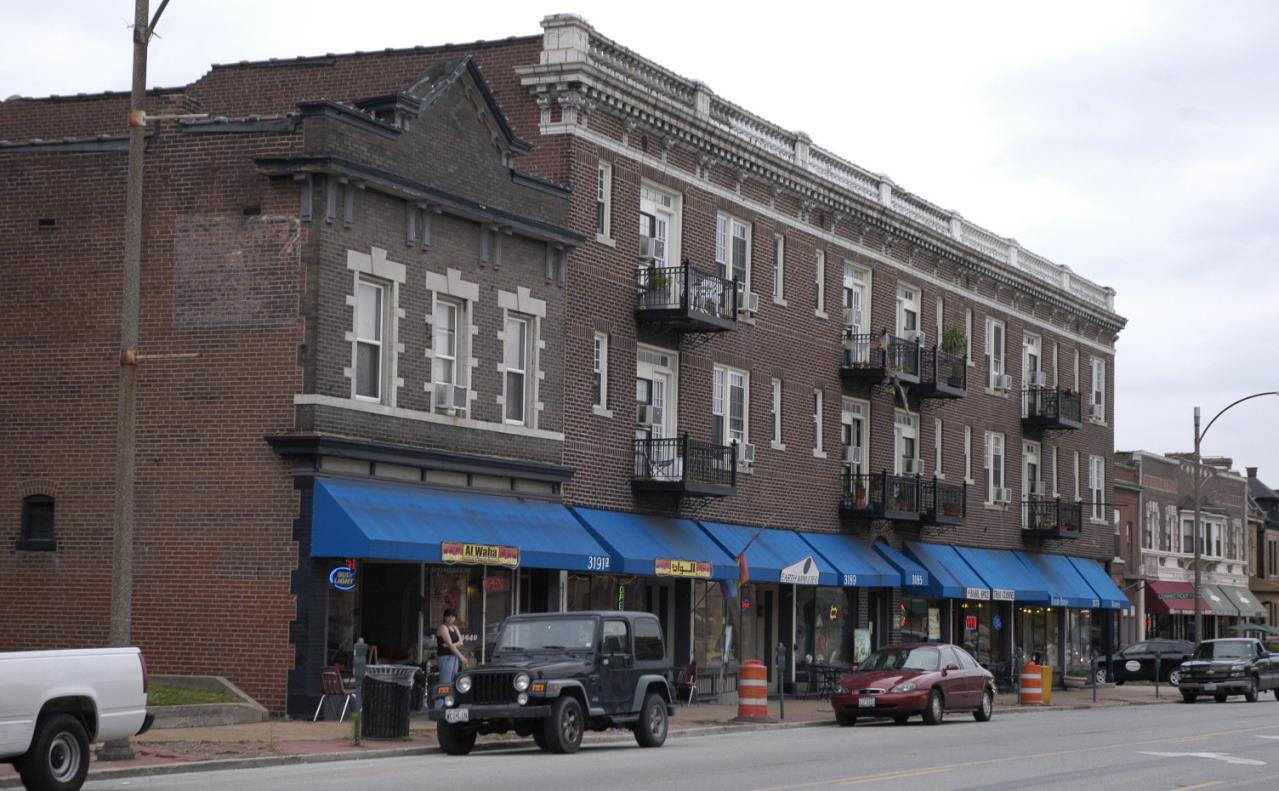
[437,722,477,755]
[1244,677,1259,703]
[633,693,668,748]
[15,713,89,791]
[542,696,583,754]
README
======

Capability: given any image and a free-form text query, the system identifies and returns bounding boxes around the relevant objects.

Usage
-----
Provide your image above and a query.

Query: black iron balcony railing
[1021,497,1083,539]
[840,471,922,520]
[918,347,967,399]
[840,331,921,383]
[1022,386,1083,430]
[922,479,967,525]
[633,434,737,497]
[634,262,737,332]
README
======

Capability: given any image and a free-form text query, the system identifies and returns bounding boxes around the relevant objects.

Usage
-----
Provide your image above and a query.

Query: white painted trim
[543,122,1116,354]
[294,394,565,441]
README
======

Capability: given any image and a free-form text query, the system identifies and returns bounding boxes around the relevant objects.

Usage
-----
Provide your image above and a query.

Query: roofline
[205,35,541,74]
[1,86,187,104]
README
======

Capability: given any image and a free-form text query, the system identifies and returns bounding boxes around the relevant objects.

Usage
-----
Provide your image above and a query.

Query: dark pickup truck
[428,611,674,754]
[1177,638,1279,703]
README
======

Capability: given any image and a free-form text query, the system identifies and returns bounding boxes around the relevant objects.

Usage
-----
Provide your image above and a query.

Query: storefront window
[1015,606,1060,668]
[566,573,645,612]
[798,588,850,665]
[693,580,732,668]
[901,597,943,643]
[958,601,998,667]
[483,568,514,661]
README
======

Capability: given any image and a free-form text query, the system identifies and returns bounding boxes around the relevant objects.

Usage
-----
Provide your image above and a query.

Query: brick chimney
[1247,466,1258,479]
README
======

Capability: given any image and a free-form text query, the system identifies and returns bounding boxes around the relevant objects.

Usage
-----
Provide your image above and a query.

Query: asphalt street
[87,698,1279,791]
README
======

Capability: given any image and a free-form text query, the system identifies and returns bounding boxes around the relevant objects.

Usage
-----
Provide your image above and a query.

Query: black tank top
[436,625,461,652]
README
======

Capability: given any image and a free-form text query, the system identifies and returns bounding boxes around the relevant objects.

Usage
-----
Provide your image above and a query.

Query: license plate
[858,697,876,708]
[444,708,470,723]
[1203,684,1217,692]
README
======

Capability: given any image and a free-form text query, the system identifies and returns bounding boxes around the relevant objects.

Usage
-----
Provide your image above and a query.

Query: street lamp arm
[1200,392,1279,443]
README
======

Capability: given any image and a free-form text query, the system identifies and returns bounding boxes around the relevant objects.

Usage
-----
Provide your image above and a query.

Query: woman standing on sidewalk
[433,609,468,709]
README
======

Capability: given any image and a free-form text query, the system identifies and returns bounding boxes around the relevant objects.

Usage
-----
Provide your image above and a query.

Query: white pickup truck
[0,647,153,791]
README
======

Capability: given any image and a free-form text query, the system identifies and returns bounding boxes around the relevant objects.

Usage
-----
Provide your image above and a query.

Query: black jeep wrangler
[428,611,675,754]
[1178,638,1279,703]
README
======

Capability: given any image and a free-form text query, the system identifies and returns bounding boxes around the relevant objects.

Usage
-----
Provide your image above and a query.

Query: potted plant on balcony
[642,263,670,305]
[853,480,869,510]
[941,327,966,357]
[941,497,963,518]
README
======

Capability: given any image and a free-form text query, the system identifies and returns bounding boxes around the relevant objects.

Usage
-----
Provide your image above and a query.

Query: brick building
[2,14,1130,712]
[1246,468,1279,626]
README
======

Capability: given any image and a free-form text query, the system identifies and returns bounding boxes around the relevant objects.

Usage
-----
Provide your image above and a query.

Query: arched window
[18,495,56,551]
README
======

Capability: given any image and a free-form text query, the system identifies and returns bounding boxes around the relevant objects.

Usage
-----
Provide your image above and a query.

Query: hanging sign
[329,565,358,591]
[991,589,1015,602]
[965,615,978,631]
[965,587,991,601]
[442,542,520,568]
[655,558,711,578]
[780,556,821,585]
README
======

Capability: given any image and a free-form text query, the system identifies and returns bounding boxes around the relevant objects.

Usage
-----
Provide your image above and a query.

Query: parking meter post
[1155,653,1160,700]
[354,638,368,745]
[1091,648,1097,703]
[776,642,786,721]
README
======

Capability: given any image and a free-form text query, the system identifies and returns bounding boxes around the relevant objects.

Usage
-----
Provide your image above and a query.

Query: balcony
[632,434,737,497]
[634,262,737,333]
[1021,386,1083,430]
[840,471,921,521]
[1021,497,1083,539]
[840,333,920,384]
[917,347,967,399]
[921,479,967,526]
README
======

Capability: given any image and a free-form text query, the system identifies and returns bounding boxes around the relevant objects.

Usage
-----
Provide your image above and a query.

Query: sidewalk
[0,683,1174,788]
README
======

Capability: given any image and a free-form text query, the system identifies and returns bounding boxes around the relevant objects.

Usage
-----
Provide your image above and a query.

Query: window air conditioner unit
[1090,403,1104,420]
[1028,480,1044,496]
[844,446,861,464]
[450,384,469,413]
[740,442,756,465]
[639,236,658,262]
[998,374,1014,391]
[747,291,761,315]
[905,330,926,345]
[903,458,923,476]
[636,404,654,425]
[842,307,855,327]
[434,381,454,413]
[995,487,1013,504]
[1028,371,1047,387]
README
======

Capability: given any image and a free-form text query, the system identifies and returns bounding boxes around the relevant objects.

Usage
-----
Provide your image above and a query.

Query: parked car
[429,611,674,754]
[1093,639,1194,686]
[0,647,153,791]
[830,643,995,726]
[1178,638,1279,703]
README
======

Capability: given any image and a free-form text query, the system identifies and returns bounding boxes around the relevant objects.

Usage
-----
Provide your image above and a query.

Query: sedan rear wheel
[973,688,994,722]
[922,690,944,726]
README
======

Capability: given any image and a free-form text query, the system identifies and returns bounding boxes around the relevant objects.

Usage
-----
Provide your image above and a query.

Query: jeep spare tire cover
[1125,660,1141,672]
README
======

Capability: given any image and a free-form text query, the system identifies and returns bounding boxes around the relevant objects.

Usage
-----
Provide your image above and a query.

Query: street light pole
[1192,392,1279,645]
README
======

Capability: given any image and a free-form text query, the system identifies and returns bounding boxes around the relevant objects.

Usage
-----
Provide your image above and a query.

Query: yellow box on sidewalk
[1041,666,1052,703]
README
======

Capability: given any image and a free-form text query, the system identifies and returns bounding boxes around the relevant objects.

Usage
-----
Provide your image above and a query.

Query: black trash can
[361,664,417,739]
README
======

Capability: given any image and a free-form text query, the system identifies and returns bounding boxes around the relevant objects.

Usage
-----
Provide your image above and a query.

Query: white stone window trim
[770,377,785,451]
[812,388,826,458]
[772,233,787,306]
[814,249,828,320]
[593,332,613,418]
[424,268,480,414]
[345,247,406,407]
[595,161,614,245]
[496,287,547,430]
[295,394,564,441]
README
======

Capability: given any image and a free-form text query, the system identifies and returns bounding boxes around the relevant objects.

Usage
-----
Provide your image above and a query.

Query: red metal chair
[673,661,698,705]
[313,667,357,722]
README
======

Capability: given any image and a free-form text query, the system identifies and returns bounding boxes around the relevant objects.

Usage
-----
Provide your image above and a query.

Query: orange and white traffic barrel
[1019,662,1043,704]
[734,659,775,722]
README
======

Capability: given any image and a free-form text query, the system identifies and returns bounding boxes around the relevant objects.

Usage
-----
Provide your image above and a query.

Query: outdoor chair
[313,667,357,722]
[673,661,698,705]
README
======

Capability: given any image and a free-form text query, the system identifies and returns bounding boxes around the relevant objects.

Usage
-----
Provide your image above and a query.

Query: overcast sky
[5,1,1278,485]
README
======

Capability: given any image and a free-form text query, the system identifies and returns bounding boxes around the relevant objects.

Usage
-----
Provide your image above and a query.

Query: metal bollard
[776,642,786,721]
[353,638,368,745]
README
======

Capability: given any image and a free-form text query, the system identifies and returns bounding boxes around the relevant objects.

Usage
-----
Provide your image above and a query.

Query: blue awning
[1013,552,1100,608]
[697,522,838,586]
[799,533,901,587]
[905,542,992,601]
[872,542,930,593]
[953,546,1054,604]
[1067,557,1128,609]
[571,508,738,580]
[311,477,609,571]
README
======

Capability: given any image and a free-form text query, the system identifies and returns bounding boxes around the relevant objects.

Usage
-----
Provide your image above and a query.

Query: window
[1143,501,1157,550]
[842,264,869,338]
[636,346,677,440]
[895,411,918,474]
[601,620,630,654]
[984,317,1005,389]
[355,278,386,401]
[934,418,943,476]
[1165,505,1177,552]
[1182,517,1195,555]
[19,495,55,551]
[935,297,944,345]
[433,299,460,386]
[771,378,783,448]
[640,184,679,268]
[716,213,750,288]
[1089,456,1104,521]
[1073,349,1080,392]
[1051,446,1059,497]
[1073,450,1080,501]
[634,618,664,661]
[964,308,973,364]
[815,249,826,316]
[842,398,868,476]
[1091,358,1106,421]
[773,235,785,302]
[1023,332,1041,385]
[713,365,749,450]
[595,162,612,239]
[504,315,530,424]
[897,284,920,339]
[813,389,825,455]
[593,333,609,410]
[964,426,973,483]
[1052,343,1059,387]
[985,431,1005,502]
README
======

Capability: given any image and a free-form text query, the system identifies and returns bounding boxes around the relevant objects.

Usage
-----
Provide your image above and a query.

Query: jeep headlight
[514,672,531,692]
[455,675,472,694]
[890,681,917,693]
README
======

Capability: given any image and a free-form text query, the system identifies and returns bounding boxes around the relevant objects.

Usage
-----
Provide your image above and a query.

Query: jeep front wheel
[542,696,584,754]
[634,693,668,748]
[437,722,477,755]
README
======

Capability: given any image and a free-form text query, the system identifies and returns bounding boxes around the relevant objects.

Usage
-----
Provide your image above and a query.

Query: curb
[0,697,1171,788]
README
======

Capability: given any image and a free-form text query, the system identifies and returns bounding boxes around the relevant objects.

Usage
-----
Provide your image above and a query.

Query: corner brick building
[2,15,1130,713]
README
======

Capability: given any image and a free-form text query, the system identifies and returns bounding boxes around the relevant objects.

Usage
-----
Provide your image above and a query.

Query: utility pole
[1192,407,1202,643]
[102,0,172,762]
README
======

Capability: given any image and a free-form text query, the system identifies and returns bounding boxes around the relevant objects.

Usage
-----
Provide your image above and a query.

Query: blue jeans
[434,654,460,709]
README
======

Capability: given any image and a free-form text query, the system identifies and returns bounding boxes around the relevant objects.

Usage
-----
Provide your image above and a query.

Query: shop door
[868,590,888,649]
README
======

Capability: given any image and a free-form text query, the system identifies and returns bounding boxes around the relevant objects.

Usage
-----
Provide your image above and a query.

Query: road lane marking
[1138,751,1266,767]
[835,767,950,785]
[1175,782,1223,790]
[1256,735,1279,740]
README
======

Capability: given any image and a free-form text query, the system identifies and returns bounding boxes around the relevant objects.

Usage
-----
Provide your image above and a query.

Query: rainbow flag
[737,551,750,588]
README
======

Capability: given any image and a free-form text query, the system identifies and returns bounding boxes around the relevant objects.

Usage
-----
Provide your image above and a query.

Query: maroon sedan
[830,643,995,726]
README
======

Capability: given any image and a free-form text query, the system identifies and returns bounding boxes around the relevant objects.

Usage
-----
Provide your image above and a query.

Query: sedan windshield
[1192,641,1252,660]
[860,647,940,672]
[497,618,596,653]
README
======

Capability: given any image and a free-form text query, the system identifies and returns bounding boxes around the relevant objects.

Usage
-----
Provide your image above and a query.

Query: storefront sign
[780,556,821,585]
[1050,595,1067,607]
[965,587,991,601]
[1157,590,1194,599]
[441,542,520,568]
[993,614,1003,632]
[329,565,358,591]
[854,629,871,663]
[655,558,711,578]
[965,615,978,631]
[992,589,1015,602]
